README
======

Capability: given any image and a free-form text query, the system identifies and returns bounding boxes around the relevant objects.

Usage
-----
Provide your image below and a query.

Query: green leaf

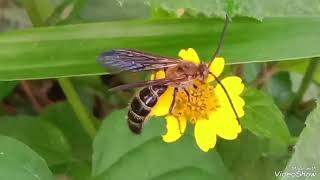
[92,109,232,180]
[127,0,262,19]
[237,152,288,180]
[129,0,320,19]
[52,160,91,180]
[40,102,92,161]
[266,72,293,109]
[263,0,320,17]
[66,161,91,180]
[0,116,73,166]
[243,63,261,83]
[218,130,290,180]
[0,81,17,100]
[218,130,268,173]
[242,88,291,144]
[285,114,305,137]
[75,0,150,22]
[0,135,54,180]
[147,0,228,17]
[1,17,320,80]
[280,103,320,180]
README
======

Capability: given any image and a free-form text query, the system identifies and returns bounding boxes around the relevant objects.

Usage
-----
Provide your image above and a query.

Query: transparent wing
[110,77,185,91]
[97,49,181,72]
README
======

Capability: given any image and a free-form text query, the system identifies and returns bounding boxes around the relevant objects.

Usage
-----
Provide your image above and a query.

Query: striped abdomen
[128,85,168,134]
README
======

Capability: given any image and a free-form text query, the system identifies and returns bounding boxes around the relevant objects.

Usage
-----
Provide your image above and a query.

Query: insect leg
[177,118,183,135]
[183,88,191,102]
[168,88,183,135]
[169,88,177,112]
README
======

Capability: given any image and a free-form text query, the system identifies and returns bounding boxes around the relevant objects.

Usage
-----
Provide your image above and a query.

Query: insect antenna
[208,14,230,67]
[210,72,240,123]
[208,14,240,123]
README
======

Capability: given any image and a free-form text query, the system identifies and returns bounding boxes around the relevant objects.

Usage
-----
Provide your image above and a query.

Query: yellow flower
[149,48,245,152]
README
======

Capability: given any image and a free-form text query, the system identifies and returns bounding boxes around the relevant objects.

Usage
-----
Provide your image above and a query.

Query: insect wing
[110,78,180,91]
[97,49,181,72]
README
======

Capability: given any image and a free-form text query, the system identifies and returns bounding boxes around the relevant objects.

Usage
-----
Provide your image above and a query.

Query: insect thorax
[166,62,209,85]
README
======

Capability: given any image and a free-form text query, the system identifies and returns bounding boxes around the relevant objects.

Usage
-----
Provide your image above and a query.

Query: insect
[97,15,239,134]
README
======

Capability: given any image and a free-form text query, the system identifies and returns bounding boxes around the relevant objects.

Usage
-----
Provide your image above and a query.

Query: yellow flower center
[171,80,220,123]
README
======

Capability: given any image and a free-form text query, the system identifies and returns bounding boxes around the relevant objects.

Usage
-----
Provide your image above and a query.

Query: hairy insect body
[98,15,233,135]
[166,62,209,86]
[98,49,217,133]
[127,61,211,134]
[128,85,168,134]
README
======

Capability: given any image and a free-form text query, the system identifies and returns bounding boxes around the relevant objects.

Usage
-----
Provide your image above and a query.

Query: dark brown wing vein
[109,77,185,91]
[97,49,181,72]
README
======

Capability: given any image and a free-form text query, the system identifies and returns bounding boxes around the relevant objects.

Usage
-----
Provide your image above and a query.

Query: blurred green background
[0,0,319,180]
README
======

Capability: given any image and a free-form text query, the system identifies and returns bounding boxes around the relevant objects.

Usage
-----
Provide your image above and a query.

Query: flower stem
[22,0,97,139]
[20,0,54,26]
[58,78,97,139]
[289,58,319,111]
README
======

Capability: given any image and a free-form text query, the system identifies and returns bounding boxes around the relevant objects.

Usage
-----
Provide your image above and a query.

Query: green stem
[58,78,96,138]
[21,0,54,26]
[22,0,97,138]
[290,58,319,111]
[45,0,73,25]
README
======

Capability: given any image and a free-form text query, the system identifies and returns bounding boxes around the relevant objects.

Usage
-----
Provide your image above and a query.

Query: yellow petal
[215,76,245,118]
[150,70,166,80]
[209,76,244,140]
[216,76,244,95]
[178,48,200,64]
[149,86,174,116]
[163,115,187,142]
[217,95,245,118]
[194,119,217,152]
[209,108,241,140]
[229,96,245,117]
[207,57,225,82]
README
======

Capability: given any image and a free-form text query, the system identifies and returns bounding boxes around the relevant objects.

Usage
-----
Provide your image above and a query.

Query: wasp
[97,15,239,134]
